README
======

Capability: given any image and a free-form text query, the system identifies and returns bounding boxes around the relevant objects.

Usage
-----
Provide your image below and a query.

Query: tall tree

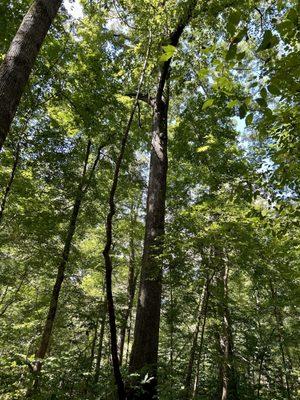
[129,0,199,392]
[102,38,151,399]
[217,262,239,400]
[28,140,104,394]
[0,0,62,150]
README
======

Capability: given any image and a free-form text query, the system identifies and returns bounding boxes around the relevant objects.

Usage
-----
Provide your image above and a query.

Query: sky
[64,0,83,19]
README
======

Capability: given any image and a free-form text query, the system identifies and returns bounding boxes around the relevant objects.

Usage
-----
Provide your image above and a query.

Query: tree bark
[217,264,239,400]
[94,299,107,383]
[0,142,20,222]
[184,277,210,400]
[119,209,138,365]
[102,41,151,400]
[192,289,209,399]
[129,4,199,395]
[0,0,62,150]
[269,280,292,399]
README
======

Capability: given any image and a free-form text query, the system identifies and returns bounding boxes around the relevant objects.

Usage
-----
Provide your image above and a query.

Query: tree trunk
[26,141,96,395]
[0,142,20,222]
[269,280,292,399]
[89,313,101,371]
[94,300,107,383]
[217,264,239,400]
[129,98,168,385]
[102,41,151,400]
[0,0,62,150]
[184,277,210,400]
[192,289,209,399]
[129,5,199,396]
[125,311,133,366]
[119,210,138,365]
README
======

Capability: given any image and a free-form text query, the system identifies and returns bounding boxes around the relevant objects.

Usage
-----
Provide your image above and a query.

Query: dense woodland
[0,0,299,399]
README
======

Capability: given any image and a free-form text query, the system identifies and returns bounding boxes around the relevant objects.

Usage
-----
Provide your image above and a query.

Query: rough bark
[129,4,199,394]
[0,142,20,222]
[0,0,62,150]
[129,96,168,384]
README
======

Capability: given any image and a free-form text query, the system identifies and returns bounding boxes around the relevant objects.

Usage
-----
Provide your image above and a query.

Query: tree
[0,0,62,150]
[129,2,199,394]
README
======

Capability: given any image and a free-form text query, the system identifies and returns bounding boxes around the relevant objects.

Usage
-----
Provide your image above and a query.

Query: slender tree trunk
[184,277,210,400]
[269,280,292,399]
[119,210,138,364]
[102,41,151,400]
[192,289,209,399]
[27,140,105,395]
[217,264,239,400]
[94,300,107,384]
[0,268,27,317]
[129,5,198,397]
[89,313,101,371]
[0,0,62,150]
[257,354,264,398]
[125,311,133,366]
[169,273,174,373]
[0,142,20,222]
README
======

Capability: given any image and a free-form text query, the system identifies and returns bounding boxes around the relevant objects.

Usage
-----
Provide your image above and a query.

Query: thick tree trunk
[0,142,20,222]
[0,0,62,150]
[184,278,210,400]
[129,99,168,385]
[129,5,199,397]
[119,211,138,364]
[217,264,239,400]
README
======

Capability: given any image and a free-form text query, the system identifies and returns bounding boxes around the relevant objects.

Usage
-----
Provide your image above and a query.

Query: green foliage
[0,1,299,399]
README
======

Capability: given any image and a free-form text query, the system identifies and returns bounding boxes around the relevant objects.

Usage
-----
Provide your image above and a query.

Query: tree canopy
[0,1,299,399]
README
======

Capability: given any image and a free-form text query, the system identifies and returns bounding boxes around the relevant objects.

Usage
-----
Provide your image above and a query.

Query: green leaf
[260,88,268,98]
[226,11,241,35]
[286,8,298,25]
[228,11,241,27]
[232,27,247,44]
[236,51,246,61]
[202,98,214,110]
[159,45,176,62]
[227,99,239,108]
[198,68,209,79]
[267,84,281,96]
[226,44,237,61]
[239,103,247,119]
[257,30,279,52]
[197,145,210,153]
[256,97,268,108]
[246,113,253,126]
